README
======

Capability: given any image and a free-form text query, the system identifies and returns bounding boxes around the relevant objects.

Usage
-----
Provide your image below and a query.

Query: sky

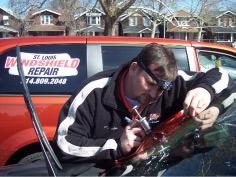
[0,0,8,8]
[0,0,234,12]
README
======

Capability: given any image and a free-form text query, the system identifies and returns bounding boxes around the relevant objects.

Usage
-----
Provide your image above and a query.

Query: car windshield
[125,101,236,176]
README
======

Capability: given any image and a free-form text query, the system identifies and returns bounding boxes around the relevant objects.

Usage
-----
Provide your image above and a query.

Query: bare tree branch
[98,0,137,36]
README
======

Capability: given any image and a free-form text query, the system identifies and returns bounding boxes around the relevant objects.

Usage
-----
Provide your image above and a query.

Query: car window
[171,48,189,71]
[0,44,87,94]
[198,51,236,81]
[102,46,189,71]
[220,56,236,80]
[102,46,142,71]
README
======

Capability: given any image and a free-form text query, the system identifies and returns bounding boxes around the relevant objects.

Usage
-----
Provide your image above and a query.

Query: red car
[0,36,236,167]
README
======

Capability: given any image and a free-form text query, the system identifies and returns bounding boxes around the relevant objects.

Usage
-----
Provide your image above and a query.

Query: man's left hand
[194,106,219,130]
[183,87,211,117]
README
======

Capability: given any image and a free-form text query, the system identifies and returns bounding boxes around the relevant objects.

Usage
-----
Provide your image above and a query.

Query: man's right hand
[120,121,146,155]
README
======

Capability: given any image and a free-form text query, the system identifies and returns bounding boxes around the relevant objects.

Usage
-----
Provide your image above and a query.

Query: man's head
[124,43,178,104]
[137,43,178,81]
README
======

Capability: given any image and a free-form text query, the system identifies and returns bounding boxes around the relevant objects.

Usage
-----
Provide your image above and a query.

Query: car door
[0,42,87,166]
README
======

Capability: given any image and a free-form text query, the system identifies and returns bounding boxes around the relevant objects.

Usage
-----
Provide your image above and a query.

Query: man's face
[128,62,167,105]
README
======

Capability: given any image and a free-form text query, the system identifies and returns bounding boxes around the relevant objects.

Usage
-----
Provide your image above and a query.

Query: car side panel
[0,96,69,166]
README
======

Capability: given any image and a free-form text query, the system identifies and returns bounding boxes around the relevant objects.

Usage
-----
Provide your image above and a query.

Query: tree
[192,0,222,42]
[219,0,236,11]
[139,0,177,38]
[179,0,231,42]
[47,0,87,35]
[98,0,137,36]
[8,0,49,36]
[8,0,48,16]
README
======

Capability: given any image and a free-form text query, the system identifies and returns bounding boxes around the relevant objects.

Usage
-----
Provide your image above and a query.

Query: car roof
[1,36,236,56]
[0,36,191,54]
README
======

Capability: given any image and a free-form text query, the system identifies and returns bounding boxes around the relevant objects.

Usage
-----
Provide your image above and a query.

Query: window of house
[177,17,190,26]
[218,33,224,41]
[3,15,9,25]
[129,16,137,26]
[143,17,150,26]
[193,33,198,40]
[26,20,34,26]
[87,16,100,25]
[219,18,224,26]
[41,15,53,25]
[230,18,235,27]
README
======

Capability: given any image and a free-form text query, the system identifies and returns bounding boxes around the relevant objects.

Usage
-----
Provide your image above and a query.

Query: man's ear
[129,62,138,76]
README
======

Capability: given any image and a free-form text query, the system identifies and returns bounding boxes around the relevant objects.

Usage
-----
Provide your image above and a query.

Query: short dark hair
[137,43,178,81]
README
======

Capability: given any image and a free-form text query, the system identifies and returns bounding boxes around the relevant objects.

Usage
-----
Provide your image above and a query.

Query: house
[26,9,68,36]
[166,10,199,41]
[119,8,160,37]
[4,6,236,47]
[208,10,236,46]
[74,7,160,37]
[0,7,19,38]
[74,8,105,36]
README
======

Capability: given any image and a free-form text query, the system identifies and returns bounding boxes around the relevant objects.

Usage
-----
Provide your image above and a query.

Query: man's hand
[120,121,146,155]
[183,87,211,117]
[194,106,219,130]
[130,149,154,163]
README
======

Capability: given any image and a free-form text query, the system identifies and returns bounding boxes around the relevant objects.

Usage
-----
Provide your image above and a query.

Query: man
[52,43,234,173]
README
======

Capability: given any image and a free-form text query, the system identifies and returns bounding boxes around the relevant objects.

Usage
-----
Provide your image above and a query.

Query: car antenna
[16,45,63,176]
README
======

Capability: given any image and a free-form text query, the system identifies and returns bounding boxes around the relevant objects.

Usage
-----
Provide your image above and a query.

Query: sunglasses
[136,56,172,90]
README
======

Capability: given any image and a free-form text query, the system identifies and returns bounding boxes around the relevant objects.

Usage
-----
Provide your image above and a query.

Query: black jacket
[52,63,234,169]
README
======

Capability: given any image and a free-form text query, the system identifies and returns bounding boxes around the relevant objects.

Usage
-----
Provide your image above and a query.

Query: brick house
[166,10,199,41]
[5,6,236,47]
[0,7,19,38]
[74,8,105,36]
[208,10,236,46]
[119,8,159,37]
[26,9,68,36]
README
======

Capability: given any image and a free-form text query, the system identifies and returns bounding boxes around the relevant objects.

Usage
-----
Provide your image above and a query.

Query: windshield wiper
[16,44,62,176]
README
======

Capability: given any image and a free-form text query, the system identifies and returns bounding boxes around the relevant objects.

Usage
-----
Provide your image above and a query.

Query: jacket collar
[116,69,148,120]
[102,62,130,113]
